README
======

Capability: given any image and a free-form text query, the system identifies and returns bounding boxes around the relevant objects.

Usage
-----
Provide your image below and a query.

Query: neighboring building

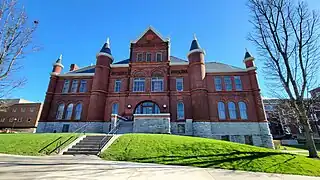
[0,99,43,133]
[263,95,320,139]
[37,26,273,148]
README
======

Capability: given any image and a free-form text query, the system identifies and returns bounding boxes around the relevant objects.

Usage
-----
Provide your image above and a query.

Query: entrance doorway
[134,101,160,114]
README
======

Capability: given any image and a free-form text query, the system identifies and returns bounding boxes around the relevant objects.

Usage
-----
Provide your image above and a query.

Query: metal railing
[98,121,120,152]
[39,123,89,155]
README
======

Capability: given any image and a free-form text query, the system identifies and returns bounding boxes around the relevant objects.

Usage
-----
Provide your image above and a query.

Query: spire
[99,37,112,55]
[244,48,253,59]
[56,54,62,64]
[189,36,201,51]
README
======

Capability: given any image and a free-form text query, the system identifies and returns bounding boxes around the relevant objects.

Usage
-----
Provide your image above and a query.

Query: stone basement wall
[192,122,274,148]
[133,113,170,134]
[36,122,111,133]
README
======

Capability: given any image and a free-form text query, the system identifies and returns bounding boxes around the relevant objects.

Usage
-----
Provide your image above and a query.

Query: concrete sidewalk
[0,154,319,180]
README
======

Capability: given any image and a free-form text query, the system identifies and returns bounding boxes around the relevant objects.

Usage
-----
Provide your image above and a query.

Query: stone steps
[63,135,112,155]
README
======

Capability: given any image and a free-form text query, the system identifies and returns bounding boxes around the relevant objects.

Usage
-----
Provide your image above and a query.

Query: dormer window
[146,53,152,62]
[156,53,162,62]
[137,53,143,62]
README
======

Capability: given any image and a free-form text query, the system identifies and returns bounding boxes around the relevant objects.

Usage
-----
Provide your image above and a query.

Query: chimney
[69,64,79,71]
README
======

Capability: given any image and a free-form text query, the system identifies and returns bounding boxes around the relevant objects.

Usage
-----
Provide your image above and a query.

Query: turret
[243,49,256,70]
[51,54,64,75]
[187,35,209,121]
[87,38,113,121]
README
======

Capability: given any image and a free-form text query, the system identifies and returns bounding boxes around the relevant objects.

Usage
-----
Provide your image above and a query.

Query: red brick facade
[39,27,266,125]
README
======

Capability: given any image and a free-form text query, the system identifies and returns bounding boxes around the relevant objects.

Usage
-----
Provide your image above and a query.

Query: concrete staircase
[117,121,133,134]
[63,135,112,155]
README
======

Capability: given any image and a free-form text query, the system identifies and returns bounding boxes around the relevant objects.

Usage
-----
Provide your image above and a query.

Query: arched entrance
[134,101,160,114]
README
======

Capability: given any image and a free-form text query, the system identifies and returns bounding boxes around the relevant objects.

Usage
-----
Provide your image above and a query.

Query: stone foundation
[36,122,111,133]
[133,114,170,134]
[192,122,274,148]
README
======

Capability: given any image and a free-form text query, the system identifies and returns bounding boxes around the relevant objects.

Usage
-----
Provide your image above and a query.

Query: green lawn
[0,133,79,156]
[100,134,320,176]
[279,144,320,151]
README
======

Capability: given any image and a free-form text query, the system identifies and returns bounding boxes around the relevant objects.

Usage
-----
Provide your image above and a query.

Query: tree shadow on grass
[130,151,297,170]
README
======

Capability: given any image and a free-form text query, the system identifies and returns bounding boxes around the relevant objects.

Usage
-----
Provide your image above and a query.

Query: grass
[100,134,320,176]
[279,144,320,151]
[0,133,79,156]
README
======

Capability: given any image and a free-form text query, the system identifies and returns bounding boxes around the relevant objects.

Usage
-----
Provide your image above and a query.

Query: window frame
[71,79,79,93]
[65,104,74,120]
[114,79,121,92]
[156,52,162,62]
[146,52,152,62]
[112,103,119,115]
[224,76,232,91]
[62,80,70,93]
[74,103,82,120]
[218,102,226,120]
[214,77,222,91]
[137,53,143,62]
[56,103,65,120]
[238,101,248,120]
[79,80,87,93]
[133,78,145,92]
[177,101,185,120]
[234,76,242,91]
[228,102,237,119]
[176,77,184,91]
[151,77,164,92]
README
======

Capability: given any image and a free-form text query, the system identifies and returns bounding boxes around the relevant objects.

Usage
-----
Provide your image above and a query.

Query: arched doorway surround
[134,101,160,114]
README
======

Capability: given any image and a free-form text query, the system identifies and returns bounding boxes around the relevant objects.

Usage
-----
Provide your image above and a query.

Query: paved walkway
[0,154,319,180]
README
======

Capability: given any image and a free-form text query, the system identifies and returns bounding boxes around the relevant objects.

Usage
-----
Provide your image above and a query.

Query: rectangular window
[177,124,186,134]
[224,76,232,91]
[12,108,17,112]
[29,107,35,112]
[146,53,152,62]
[214,77,222,91]
[62,80,70,93]
[114,79,121,92]
[151,77,164,92]
[244,135,253,145]
[133,78,145,92]
[79,80,87,92]
[221,135,230,141]
[21,108,26,112]
[156,53,162,62]
[137,53,143,62]
[234,76,242,90]
[0,118,5,122]
[176,78,183,91]
[71,80,79,93]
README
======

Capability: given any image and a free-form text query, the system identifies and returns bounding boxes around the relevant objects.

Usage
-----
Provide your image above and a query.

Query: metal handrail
[98,121,120,151]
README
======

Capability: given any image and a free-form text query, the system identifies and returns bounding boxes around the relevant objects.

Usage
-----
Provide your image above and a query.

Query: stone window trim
[156,52,162,62]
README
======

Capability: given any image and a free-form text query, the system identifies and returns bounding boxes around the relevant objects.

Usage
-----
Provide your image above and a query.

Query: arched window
[56,103,65,120]
[177,102,184,120]
[228,102,237,119]
[65,104,73,120]
[75,103,82,120]
[238,102,248,120]
[134,101,160,114]
[112,103,119,115]
[218,102,226,120]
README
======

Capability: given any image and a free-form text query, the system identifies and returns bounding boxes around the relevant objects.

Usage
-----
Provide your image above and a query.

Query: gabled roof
[131,26,169,43]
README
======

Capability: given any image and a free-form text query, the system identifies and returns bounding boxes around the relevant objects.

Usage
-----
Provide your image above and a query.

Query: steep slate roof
[189,39,201,51]
[244,51,252,59]
[66,56,245,74]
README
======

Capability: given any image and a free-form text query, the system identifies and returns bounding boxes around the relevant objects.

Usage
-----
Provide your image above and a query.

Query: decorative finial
[106,37,110,44]
[59,54,62,60]
[193,33,197,40]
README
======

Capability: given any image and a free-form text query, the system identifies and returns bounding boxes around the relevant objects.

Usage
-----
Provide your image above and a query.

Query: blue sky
[11,0,320,102]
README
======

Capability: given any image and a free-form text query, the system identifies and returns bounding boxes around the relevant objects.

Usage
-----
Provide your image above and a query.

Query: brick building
[0,99,42,133]
[37,27,273,148]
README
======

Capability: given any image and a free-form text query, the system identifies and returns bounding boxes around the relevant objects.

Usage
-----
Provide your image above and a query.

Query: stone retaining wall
[133,114,170,134]
[36,122,110,133]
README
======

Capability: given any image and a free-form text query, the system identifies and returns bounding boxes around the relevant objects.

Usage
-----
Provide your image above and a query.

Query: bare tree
[0,0,38,109]
[248,0,320,158]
